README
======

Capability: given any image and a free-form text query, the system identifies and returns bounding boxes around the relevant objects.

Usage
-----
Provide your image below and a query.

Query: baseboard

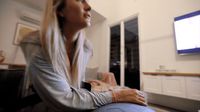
[149,103,184,112]
[146,92,200,112]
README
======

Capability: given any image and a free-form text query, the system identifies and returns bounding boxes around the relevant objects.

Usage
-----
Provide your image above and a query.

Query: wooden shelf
[0,63,25,66]
[143,72,200,77]
[0,63,26,69]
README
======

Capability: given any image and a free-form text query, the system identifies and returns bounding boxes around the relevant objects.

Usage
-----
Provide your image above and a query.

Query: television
[174,10,200,54]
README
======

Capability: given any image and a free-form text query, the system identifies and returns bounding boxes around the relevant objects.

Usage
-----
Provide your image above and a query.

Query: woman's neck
[63,25,80,65]
[63,26,79,44]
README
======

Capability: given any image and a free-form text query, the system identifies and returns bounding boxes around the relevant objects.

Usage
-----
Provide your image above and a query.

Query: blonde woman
[21,0,154,112]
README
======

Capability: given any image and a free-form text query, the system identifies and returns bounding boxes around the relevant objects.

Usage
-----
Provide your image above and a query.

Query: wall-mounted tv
[174,10,200,54]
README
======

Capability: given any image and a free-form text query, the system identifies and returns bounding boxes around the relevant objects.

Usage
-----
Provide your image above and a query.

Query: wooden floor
[148,103,183,112]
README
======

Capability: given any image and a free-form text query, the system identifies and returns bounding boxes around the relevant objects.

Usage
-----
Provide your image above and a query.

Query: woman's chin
[84,20,91,26]
[78,21,91,29]
[86,22,91,27]
[81,22,91,28]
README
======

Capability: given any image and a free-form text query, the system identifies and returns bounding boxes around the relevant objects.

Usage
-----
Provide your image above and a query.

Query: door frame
[109,13,142,87]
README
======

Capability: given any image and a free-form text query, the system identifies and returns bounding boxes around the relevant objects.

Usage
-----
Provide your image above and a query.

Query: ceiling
[14,0,46,11]
[14,0,105,25]
[14,0,137,37]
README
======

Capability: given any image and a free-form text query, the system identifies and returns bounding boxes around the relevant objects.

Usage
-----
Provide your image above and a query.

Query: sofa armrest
[85,67,99,81]
[97,72,117,86]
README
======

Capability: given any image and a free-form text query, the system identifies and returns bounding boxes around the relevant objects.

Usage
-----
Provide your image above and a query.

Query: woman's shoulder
[84,38,93,51]
[84,38,93,55]
[20,31,43,61]
[21,30,41,44]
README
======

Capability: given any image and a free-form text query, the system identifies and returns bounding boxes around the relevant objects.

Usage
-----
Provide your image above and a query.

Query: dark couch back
[0,69,25,111]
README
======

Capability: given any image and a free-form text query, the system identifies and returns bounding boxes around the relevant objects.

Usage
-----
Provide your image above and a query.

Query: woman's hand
[87,80,103,87]
[88,80,147,106]
[112,89,147,106]
[87,80,114,92]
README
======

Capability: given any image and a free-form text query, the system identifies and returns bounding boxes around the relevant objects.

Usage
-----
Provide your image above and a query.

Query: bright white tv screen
[174,10,200,54]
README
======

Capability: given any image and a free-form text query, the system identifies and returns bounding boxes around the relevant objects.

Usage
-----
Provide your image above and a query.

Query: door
[110,17,140,89]
[124,18,140,89]
[110,25,121,85]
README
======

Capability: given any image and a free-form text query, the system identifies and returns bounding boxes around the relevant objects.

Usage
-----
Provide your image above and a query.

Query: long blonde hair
[40,0,83,88]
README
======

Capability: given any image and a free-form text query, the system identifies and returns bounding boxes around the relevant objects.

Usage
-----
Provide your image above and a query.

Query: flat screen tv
[174,10,200,54]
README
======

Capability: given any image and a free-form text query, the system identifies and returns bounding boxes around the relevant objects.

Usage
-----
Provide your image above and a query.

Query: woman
[20,0,152,112]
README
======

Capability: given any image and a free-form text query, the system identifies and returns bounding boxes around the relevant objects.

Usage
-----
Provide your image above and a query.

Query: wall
[0,0,199,110]
[89,0,200,73]
[88,0,200,111]
[0,0,42,64]
[0,0,198,76]
[85,20,110,72]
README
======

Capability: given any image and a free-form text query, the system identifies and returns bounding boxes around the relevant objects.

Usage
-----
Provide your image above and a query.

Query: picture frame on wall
[13,23,38,45]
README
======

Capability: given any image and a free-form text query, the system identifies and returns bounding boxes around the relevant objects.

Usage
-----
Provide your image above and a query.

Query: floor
[148,103,183,112]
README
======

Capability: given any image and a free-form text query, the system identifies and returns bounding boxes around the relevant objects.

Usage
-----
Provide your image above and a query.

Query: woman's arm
[27,49,112,111]
[20,33,146,112]
[20,32,113,111]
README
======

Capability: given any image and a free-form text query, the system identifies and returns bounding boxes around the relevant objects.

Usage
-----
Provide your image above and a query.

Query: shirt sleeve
[26,44,112,111]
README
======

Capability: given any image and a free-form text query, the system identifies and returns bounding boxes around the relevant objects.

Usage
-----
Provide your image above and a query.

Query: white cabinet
[162,76,186,98]
[185,76,200,101]
[143,75,162,94]
[143,72,200,101]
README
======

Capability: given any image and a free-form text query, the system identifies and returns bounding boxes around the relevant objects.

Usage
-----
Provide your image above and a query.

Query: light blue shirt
[20,31,112,112]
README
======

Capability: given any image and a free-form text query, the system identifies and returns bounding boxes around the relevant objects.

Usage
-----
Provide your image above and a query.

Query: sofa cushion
[85,67,99,81]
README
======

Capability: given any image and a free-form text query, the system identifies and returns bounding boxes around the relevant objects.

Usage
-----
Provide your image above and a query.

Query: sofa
[0,69,25,112]
[0,68,154,112]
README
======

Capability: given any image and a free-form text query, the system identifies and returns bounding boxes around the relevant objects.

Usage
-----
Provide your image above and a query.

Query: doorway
[109,17,140,89]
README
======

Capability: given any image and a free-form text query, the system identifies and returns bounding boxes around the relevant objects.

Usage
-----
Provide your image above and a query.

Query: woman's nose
[84,1,91,11]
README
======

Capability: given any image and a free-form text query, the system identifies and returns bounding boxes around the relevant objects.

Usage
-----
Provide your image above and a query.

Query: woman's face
[62,0,91,29]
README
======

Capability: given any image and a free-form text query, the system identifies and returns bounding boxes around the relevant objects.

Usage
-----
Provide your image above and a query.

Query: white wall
[87,0,200,110]
[1,0,199,73]
[138,0,200,73]
[0,0,42,64]
[89,0,200,73]
[85,20,110,72]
